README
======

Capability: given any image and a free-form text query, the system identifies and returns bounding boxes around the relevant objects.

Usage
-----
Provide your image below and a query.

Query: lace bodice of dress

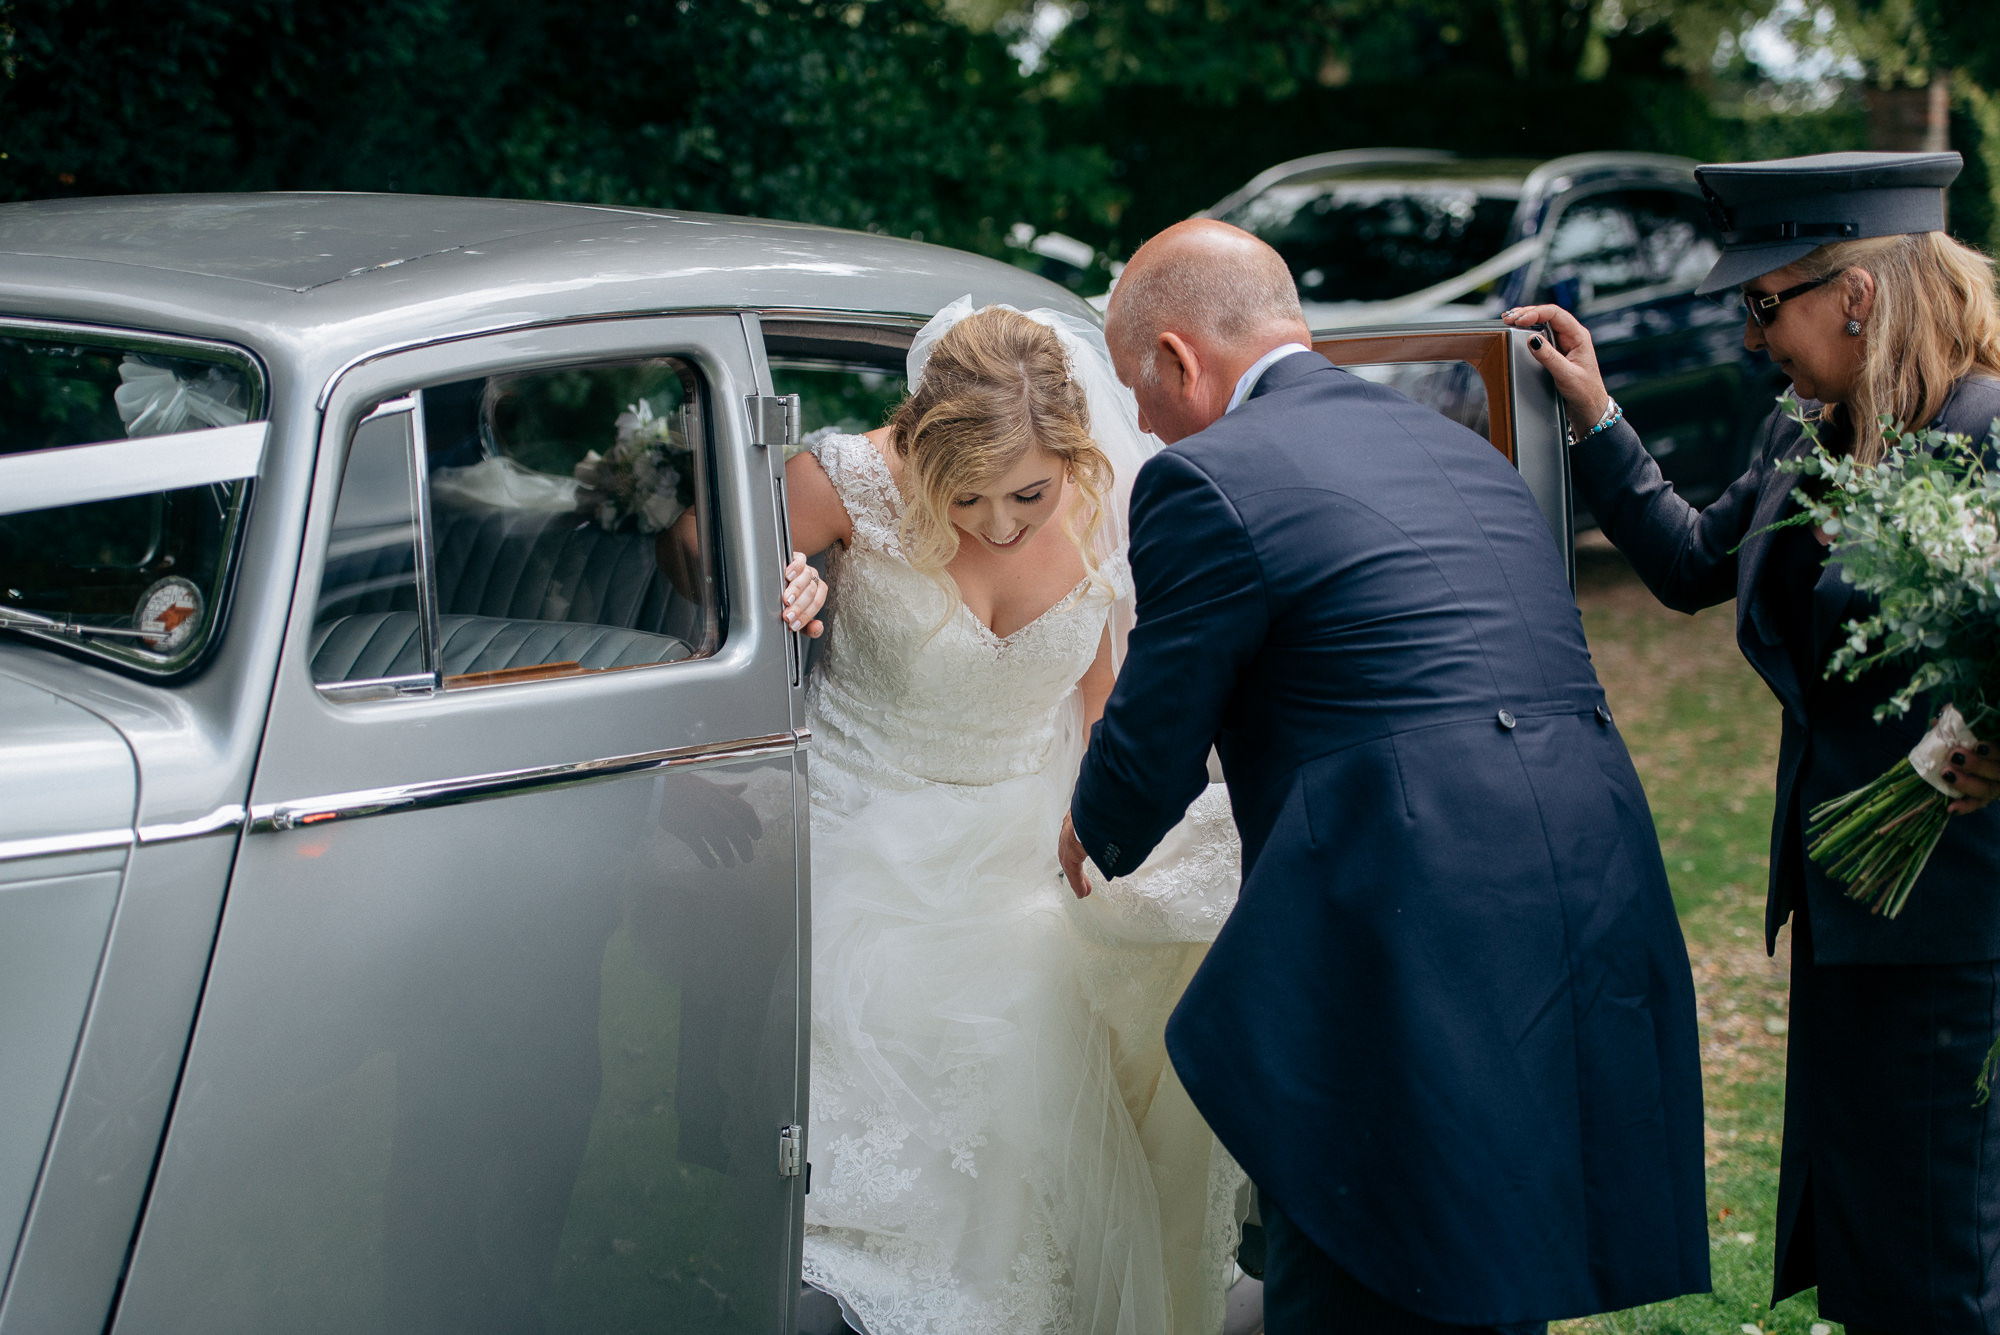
[805,431,1129,795]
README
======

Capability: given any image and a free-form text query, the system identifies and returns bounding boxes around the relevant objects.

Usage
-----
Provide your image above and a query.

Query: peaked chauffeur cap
[1692,150,1963,295]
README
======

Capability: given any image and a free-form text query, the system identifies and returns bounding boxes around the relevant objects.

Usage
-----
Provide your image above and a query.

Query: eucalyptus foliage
[1788,413,2000,729]
[1773,406,1999,935]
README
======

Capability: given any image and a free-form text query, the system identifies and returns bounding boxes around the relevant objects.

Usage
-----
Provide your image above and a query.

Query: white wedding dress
[800,429,1247,1335]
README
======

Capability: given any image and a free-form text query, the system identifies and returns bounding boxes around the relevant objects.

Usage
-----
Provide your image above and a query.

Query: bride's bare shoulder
[862,427,903,486]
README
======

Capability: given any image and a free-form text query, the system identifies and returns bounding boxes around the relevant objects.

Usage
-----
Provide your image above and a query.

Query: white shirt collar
[1226,343,1313,413]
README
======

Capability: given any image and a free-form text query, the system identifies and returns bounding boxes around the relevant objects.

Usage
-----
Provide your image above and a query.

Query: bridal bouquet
[1777,407,2000,920]
[572,399,688,533]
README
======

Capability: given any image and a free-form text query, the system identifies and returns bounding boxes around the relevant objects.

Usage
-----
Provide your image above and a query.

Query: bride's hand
[783,552,827,638]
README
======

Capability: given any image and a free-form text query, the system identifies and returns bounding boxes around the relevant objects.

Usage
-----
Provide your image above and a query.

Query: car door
[1310,323,1572,582]
[112,315,809,1335]
[1532,186,1769,510]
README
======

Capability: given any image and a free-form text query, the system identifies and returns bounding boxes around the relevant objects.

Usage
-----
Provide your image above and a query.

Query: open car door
[1309,323,1573,584]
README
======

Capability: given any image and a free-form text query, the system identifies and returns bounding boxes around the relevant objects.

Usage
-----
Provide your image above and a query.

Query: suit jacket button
[1596,703,1613,726]
[1497,709,1517,730]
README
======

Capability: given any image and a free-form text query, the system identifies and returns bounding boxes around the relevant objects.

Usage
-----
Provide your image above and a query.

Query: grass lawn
[1555,535,1833,1335]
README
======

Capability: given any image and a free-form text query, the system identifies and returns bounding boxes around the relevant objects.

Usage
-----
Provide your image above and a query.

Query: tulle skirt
[802,733,1244,1335]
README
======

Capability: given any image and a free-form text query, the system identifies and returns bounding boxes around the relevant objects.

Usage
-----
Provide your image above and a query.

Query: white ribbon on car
[1361,234,1547,322]
[115,359,250,436]
[1910,703,1982,797]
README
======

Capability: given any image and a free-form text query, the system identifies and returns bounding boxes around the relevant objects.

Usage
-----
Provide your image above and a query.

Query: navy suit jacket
[1070,353,1709,1325]
[1571,376,2000,965]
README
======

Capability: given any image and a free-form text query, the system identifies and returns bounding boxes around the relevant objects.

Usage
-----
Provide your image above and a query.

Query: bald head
[1104,220,1312,442]
[1107,220,1309,375]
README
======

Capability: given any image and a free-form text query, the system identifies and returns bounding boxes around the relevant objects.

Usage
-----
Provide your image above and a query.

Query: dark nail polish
[1980,744,1991,756]
[1953,752,1967,766]
[1944,770,1957,784]
[1528,336,1543,351]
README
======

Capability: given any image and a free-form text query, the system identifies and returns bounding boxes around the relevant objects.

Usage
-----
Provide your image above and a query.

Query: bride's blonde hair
[1793,231,2000,461]
[889,306,1114,575]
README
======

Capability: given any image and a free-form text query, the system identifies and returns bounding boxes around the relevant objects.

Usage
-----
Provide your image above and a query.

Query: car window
[1345,359,1491,441]
[0,329,262,676]
[1625,189,1723,291]
[1539,195,1646,309]
[1221,182,1518,304]
[311,357,722,694]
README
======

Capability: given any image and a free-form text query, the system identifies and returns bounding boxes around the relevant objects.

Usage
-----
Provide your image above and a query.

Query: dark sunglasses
[1739,270,1845,329]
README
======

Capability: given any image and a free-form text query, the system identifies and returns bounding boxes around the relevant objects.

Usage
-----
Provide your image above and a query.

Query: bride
[775,299,1246,1335]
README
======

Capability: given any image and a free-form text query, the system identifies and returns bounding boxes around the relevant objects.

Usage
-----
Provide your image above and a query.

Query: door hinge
[747,394,800,451]
[778,1124,804,1177]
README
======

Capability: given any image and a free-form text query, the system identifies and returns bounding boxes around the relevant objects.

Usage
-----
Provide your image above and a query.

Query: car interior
[310,360,720,690]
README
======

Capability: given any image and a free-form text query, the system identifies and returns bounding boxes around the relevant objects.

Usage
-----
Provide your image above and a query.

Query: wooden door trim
[1312,331,1515,462]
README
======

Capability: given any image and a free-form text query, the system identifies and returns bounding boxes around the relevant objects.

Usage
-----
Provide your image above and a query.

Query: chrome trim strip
[136,804,247,845]
[0,804,250,864]
[0,422,269,517]
[313,306,761,410]
[249,730,805,833]
[315,672,437,703]
[0,827,134,865]
[314,306,939,411]
[361,393,420,424]
[405,393,445,684]
[754,308,929,330]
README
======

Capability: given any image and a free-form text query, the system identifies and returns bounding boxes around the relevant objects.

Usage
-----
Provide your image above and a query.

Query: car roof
[1206,149,1700,219]
[0,193,1092,394]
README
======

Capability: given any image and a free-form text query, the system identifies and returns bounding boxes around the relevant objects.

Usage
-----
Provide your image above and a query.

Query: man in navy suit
[1057,221,1710,1333]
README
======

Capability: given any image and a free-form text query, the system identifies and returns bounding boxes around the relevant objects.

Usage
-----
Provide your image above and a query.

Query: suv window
[1541,189,1721,310]
[1540,195,1645,309]
[1221,181,1519,303]
[312,358,722,693]
[1626,189,1723,291]
[0,329,262,675]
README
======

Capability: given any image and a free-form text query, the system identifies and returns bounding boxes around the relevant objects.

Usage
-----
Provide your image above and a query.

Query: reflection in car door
[113,316,807,1335]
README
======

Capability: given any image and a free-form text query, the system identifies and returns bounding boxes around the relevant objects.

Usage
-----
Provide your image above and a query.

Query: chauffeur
[1507,152,2000,1334]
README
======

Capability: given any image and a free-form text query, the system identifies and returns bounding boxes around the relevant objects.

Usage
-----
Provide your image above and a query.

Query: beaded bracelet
[1568,397,1623,446]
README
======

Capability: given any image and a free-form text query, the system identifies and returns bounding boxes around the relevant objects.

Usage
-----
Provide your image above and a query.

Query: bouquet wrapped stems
[1807,765,1952,919]
[1806,702,1992,919]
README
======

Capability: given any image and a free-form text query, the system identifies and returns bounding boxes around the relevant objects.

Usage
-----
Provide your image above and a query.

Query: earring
[1846,319,1862,336]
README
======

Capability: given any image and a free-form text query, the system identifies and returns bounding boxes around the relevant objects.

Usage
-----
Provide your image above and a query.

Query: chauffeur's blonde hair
[888,307,1113,579]
[1797,231,2000,461]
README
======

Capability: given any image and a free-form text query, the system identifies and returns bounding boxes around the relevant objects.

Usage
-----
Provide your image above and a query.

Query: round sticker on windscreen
[135,577,205,654]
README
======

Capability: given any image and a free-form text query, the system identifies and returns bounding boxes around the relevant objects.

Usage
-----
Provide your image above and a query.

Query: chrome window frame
[311,347,730,704]
[0,317,270,681]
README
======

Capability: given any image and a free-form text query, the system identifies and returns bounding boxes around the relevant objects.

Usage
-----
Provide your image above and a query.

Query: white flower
[575,399,689,532]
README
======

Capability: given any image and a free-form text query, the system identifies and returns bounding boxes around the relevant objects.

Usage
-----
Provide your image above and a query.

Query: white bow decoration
[115,359,250,437]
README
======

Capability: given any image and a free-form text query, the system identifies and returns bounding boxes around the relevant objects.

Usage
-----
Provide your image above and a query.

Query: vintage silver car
[0,195,1571,1335]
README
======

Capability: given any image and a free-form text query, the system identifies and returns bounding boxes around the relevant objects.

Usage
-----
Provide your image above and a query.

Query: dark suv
[1204,148,1789,511]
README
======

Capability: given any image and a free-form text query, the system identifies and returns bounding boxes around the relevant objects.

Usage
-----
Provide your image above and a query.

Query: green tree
[0,0,1117,254]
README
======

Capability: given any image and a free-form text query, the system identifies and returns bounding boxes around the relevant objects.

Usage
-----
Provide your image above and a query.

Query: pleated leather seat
[428,502,692,638]
[311,611,692,682]
[312,496,704,682]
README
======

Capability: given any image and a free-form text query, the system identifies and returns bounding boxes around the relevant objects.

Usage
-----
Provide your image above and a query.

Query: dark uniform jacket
[1572,374,2000,965]
[1070,353,1710,1326]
